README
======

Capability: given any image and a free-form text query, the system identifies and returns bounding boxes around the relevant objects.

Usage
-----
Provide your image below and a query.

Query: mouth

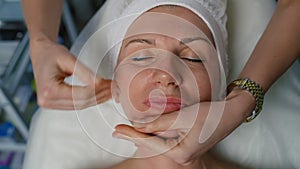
[142,96,185,139]
[144,96,184,113]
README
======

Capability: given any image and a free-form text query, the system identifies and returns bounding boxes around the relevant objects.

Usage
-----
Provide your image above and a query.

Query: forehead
[124,5,213,43]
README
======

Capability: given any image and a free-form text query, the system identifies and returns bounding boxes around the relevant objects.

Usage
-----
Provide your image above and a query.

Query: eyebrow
[125,38,155,48]
[124,36,211,48]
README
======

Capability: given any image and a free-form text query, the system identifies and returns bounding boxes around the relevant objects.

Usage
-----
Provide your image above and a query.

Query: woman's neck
[130,156,204,169]
[126,147,204,169]
[109,148,241,169]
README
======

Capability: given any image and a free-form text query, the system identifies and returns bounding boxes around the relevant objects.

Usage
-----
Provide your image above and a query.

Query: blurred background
[0,0,105,168]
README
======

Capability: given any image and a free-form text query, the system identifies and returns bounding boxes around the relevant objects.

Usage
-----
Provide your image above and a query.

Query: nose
[151,54,183,88]
[149,64,184,91]
[153,70,178,87]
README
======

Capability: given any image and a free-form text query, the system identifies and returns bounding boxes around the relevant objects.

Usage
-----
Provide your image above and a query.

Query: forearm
[22,0,63,42]
[238,0,300,92]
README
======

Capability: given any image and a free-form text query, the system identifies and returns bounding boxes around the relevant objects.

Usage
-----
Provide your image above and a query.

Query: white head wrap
[71,0,227,81]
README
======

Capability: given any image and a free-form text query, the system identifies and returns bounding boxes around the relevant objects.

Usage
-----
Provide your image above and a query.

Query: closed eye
[132,56,154,61]
[181,57,205,63]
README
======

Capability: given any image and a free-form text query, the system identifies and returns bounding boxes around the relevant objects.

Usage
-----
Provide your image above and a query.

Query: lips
[144,96,183,113]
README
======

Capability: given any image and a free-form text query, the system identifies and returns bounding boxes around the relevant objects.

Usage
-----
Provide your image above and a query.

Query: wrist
[227,88,256,117]
[29,31,57,44]
[29,33,59,61]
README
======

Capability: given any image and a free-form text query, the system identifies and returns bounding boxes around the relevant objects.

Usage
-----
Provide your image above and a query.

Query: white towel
[71,0,228,84]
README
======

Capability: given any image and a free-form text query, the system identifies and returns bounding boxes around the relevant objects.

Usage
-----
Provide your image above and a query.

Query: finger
[72,83,112,105]
[94,86,112,104]
[68,86,110,109]
[93,79,112,99]
[57,51,96,85]
[36,81,73,108]
[133,112,179,133]
[38,84,99,109]
[69,75,112,108]
[40,99,77,110]
[114,124,197,164]
[114,124,177,155]
[42,82,112,110]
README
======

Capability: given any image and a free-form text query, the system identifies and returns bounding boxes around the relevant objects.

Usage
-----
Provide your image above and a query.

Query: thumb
[74,59,99,86]
[59,51,99,86]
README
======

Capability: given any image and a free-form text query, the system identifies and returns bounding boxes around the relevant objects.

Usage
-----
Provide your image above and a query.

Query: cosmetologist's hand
[113,89,255,165]
[30,38,112,110]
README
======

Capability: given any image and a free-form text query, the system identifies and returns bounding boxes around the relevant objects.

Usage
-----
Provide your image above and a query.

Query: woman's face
[113,6,220,126]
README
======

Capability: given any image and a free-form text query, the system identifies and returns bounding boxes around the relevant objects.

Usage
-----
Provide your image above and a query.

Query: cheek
[196,73,212,101]
[128,78,144,108]
[114,76,146,121]
[117,72,149,112]
[183,71,211,103]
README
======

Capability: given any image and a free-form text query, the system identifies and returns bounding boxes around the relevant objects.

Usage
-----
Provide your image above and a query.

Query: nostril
[168,81,176,86]
[155,80,177,87]
[152,69,181,87]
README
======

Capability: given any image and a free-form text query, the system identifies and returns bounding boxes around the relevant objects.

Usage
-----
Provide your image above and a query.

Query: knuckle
[37,95,51,108]
[37,86,55,107]
[37,97,46,107]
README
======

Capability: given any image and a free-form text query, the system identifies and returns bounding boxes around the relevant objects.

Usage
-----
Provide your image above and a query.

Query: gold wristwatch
[228,78,264,122]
